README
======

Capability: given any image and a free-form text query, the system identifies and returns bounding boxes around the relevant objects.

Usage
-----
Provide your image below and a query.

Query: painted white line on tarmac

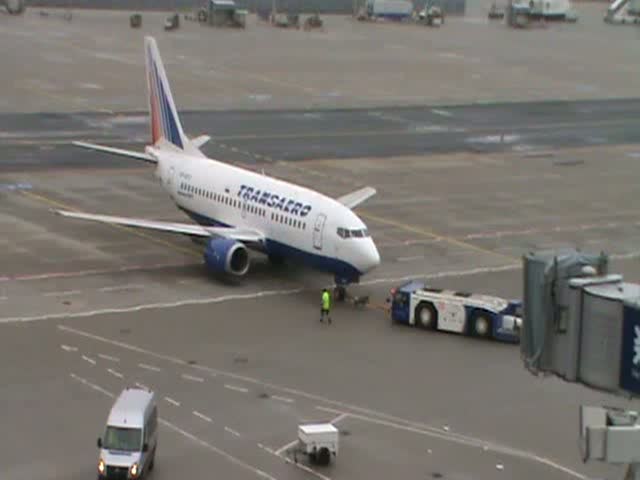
[274,439,298,456]
[68,374,275,480]
[271,395,294,404]
[44,290,82,297]
[135,382,149,390]
[359,264,521,287]
[315,406,585,479]
[193,411,212,423]
[107,368,124,379]
[225,384,249,393]
[82,355,96,365]
[182,374,204,383]
[432,109,453,117]
[69,373,115,398]
[58,324,587,479]
[98,354,120,362]
[160,419,277,480]
[139,363,162,372]
[99,284,145,293]
[2,287,303,323]
[164,396,181,407]
[225,427,241,437]
[397,255,425,262]
[61,344,78,352]
[330,412,349,425]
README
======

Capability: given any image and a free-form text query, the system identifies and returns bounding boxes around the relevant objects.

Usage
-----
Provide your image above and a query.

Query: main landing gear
[333,285,347,302]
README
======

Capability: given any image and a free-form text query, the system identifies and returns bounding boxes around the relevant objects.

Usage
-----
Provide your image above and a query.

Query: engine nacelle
[203,238,250,276]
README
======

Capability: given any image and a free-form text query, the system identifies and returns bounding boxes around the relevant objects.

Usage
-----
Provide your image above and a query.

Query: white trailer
[293,423,339,466]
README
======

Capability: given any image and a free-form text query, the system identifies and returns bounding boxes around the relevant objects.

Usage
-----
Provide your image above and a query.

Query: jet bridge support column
[581,406,640,480]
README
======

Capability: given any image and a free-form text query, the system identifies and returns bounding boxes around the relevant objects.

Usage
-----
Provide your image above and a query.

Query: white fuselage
[150,147,380,282]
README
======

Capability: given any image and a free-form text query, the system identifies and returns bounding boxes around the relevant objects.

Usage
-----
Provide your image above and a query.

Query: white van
[97,387,158,479]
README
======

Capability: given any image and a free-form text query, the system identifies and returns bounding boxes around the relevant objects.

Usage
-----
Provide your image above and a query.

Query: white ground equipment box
[294,423,339,466]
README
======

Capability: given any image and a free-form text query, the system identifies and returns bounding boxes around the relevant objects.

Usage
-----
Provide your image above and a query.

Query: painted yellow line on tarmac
[20,190,202,259]
[359,211,517,263]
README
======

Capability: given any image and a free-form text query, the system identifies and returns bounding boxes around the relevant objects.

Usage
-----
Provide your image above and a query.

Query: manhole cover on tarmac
[187,360,197,365]
[431,473,443,479]
[258,392,270,399]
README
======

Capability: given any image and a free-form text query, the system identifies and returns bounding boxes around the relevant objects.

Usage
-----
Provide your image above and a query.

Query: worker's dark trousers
[320,308,331,324]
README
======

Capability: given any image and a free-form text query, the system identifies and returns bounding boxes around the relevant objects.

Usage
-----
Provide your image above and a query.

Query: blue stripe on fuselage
[178,207,362,282]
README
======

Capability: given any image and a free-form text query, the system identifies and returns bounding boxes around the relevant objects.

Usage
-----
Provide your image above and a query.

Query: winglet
[337,186,377,209]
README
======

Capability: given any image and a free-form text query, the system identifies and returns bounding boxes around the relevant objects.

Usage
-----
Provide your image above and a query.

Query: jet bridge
[522,248,640,480]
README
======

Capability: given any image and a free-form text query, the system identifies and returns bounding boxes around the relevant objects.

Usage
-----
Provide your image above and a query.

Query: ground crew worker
[320,288,332,324]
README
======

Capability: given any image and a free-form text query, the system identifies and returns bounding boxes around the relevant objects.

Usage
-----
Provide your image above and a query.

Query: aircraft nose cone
[362,241,381,273]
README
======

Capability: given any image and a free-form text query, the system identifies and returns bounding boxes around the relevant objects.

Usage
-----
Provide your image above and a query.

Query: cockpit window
[337,228,370,239]
[337,228,350,239]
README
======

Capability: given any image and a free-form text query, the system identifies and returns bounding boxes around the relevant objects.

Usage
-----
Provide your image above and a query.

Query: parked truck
[365,0,413,20]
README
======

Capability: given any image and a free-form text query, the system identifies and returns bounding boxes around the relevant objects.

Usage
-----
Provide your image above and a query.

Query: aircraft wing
[72,141,157,164]
[337,186,377,209]
[54,210,265,243]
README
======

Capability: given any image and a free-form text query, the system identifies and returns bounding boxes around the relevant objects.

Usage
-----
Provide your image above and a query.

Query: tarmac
[1,6,640,113]
[2,98,640,170]
[2,4,640,480]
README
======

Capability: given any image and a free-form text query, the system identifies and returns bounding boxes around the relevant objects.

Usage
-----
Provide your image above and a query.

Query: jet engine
[4,0,26,14]
[203,238,250,276]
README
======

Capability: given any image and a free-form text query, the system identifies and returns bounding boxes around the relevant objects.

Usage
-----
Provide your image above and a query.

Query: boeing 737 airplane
[56,36,380,292]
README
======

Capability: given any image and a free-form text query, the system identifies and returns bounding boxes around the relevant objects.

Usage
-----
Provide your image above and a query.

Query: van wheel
[471,312,492,338]
[415,302,437,330]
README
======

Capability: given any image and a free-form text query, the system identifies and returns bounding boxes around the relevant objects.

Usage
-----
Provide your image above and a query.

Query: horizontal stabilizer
[72,141,157,163]
[337,186,377,209]
[191,135,211,148]
[53,210,265,243]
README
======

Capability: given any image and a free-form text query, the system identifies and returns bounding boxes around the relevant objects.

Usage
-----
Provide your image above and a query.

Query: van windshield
[103,427,142,451]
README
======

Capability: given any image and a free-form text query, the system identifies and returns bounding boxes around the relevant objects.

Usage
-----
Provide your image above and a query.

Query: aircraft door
[165,165,176,198]
[313,213,326,251]
[241,196,248,219]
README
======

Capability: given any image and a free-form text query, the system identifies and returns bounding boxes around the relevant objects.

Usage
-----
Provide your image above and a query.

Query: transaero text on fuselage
[237,185,312,217]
